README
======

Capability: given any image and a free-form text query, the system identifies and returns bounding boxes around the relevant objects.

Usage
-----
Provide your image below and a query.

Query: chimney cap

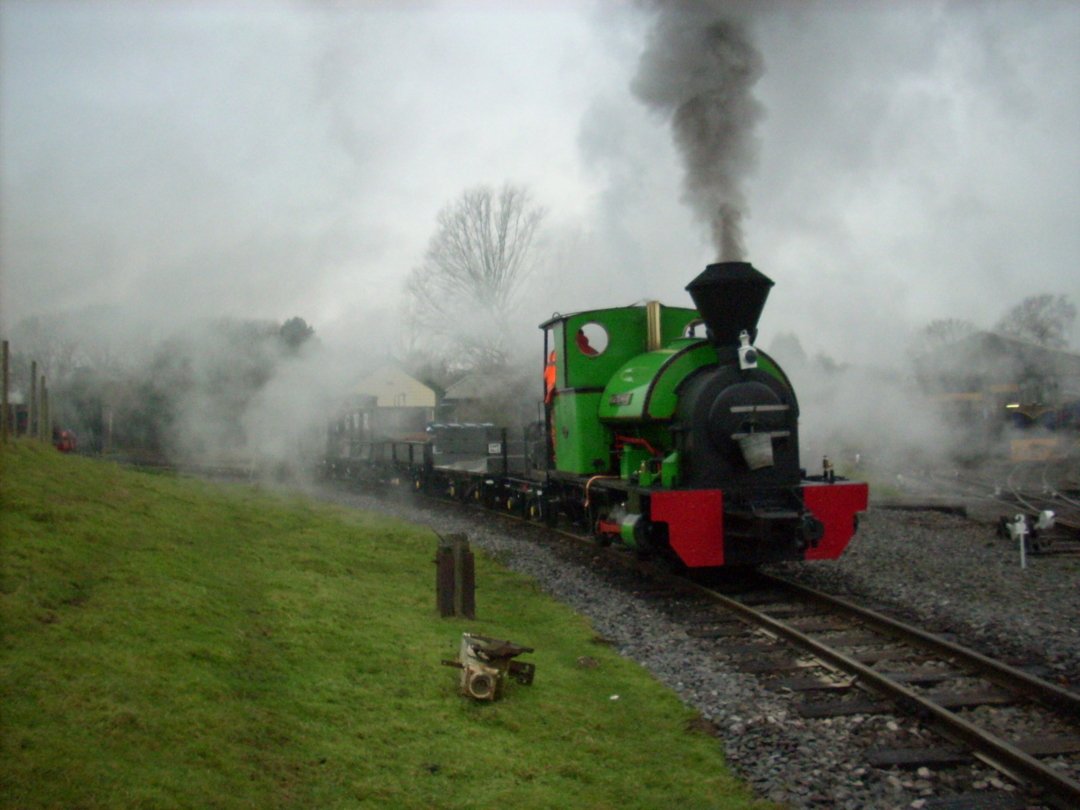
[685,261,774,347]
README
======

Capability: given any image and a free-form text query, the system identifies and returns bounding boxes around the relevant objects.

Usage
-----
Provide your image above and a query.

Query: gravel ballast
[308,482,1080,809]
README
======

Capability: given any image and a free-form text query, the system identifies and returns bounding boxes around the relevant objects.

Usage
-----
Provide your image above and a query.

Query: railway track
[628,564,1080,809]
[1004,464,1080,540]
[462,486,1080,807]
[895,460,1080,555]
[468,485,1080,807]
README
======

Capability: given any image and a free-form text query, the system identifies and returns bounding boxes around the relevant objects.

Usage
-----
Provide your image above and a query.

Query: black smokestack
[632,2,764,261]
[686,261,773,346]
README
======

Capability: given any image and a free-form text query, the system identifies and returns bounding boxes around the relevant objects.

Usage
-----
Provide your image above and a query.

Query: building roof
[441,372,508,402]
[353,365,437,408]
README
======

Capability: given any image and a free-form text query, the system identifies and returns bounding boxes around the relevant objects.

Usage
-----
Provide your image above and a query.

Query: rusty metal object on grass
[442,633,535,701]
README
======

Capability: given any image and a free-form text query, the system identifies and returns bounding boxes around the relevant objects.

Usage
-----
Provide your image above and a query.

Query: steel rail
[759,573,1080,719]
[677,573,1080,807]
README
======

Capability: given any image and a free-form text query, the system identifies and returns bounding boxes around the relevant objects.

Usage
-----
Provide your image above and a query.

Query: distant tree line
[913,295,1077,359]
[5,315,317,459]
[7,181,551,459]
[764,293,1077,385]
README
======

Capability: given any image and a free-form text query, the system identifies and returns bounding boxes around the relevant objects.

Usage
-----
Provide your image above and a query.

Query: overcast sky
[2,0,1078,365]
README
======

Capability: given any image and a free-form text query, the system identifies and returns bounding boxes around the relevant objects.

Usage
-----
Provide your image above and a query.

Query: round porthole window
[575,322,608,356]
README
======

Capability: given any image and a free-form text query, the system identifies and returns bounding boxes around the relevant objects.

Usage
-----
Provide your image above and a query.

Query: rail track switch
[442,633,535,701]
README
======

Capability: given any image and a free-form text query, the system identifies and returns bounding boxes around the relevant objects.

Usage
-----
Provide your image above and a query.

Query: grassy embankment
[0,443,773,809]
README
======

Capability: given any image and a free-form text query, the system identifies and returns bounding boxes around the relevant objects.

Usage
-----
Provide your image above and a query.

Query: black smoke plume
[632,1,764,260]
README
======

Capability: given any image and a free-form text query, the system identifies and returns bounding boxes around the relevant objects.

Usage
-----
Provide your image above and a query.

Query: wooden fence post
[2,340,9,444]
[436,533,476,619]
[28,360,37,439]
[40,376,49,442]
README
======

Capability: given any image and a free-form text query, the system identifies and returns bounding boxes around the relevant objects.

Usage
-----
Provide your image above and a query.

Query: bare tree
[278,316,316,354]
[8,314,83,385]
[995,295,1076,349]
[910,318,978,359]
[404,183,545,367]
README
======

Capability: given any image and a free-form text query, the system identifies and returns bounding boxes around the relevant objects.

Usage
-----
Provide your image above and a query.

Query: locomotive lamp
[738,330,758,370]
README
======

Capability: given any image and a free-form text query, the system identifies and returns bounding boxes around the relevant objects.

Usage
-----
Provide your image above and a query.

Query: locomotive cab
[541,303,700,476]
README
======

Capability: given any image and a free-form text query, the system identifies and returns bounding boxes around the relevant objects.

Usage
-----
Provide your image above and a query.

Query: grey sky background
[2,0,1077,366]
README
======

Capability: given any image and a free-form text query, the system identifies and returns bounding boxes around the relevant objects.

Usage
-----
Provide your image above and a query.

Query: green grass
[0,442,772,809]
